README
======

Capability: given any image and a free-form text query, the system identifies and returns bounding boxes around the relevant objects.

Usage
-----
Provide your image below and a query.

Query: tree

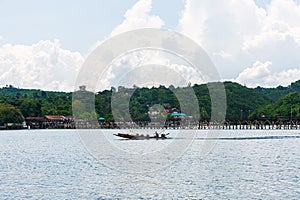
[252,92,300,117]
[19,98,42,117]
[0,104,24,125]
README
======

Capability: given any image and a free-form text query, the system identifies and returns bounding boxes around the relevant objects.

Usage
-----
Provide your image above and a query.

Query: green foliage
[0,85,72,118]
[129,86,180,121]
[224,82,271,118]
[0,104,24,125]
[255,80,300,101]
[252,92,300,118]
[72,90,95,119]
[1,80,300,121]
[19,98,42,117]
[192,83,211,118]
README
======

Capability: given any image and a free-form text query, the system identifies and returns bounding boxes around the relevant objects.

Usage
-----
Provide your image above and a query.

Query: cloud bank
[110,0,164,37]
[236,61,300,87]
[0,40,84,91]
[179,0,300,87]
[1,0,300,91]
[1,0,166,92]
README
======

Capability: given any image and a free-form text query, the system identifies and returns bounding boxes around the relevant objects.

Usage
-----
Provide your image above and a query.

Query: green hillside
[224,82,272,118]
[0,85,72,118]
[252,92,300,118]
[254,80,300,101]
[1,80,300,123]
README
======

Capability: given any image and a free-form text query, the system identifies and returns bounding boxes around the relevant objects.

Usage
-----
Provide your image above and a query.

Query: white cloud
[178,0,300,86]
[96,49,208,91]
[235,61,271,87]
[4,0,300,92]
[0,40,84,91]
[234,61,300,87]
[110,0,164,37]
[179,0,265,51]
[89,0,164,53]
[0,35,3,41]
[90,0,177,90]
[213,50,233,60]
[1,0,166,92]
[274,68,300,85]
[243,0,300,49]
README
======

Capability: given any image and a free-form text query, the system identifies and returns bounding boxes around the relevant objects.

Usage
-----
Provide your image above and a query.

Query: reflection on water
[0,129,299,199]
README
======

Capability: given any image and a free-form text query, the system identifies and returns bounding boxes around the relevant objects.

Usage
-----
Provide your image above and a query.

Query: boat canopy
[170,112,186,117]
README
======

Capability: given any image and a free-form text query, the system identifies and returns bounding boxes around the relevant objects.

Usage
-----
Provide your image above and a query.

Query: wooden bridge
[184,116,300,130]
[111,116,300,130]
[24,115,300,130]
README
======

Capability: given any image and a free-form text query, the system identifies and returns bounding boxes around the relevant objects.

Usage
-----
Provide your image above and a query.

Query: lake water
[0,129,299,199]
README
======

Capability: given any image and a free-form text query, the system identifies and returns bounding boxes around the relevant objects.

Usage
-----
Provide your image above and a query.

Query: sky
[1,0,300,91]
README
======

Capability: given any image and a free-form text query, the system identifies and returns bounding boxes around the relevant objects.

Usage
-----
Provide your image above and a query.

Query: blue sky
[1,0,300,91]
[0,0,271,53]
[0,0,135,52]
[0,0,185,53]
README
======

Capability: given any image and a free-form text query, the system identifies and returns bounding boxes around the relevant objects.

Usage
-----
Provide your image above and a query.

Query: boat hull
[114,133,167,140]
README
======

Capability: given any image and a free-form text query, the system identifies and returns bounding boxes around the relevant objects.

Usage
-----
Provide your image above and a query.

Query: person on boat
[155,131,159,138]
[161,133,166,138]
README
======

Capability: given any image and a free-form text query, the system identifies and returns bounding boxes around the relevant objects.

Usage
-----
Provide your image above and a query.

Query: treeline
[0,85,72,117]
[1,80,300,125]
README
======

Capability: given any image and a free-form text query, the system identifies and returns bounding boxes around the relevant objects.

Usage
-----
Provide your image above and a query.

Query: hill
[1,80,300,122]
[252,92,300,118]
[223,82,272,118]
[254,80,300,101]
[0,85,72,118]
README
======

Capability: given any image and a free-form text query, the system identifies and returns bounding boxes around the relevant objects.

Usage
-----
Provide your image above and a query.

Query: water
[0,129,299,199]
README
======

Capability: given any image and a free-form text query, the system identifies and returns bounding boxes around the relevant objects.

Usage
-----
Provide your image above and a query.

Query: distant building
[25,115,74,129]
[45,115,66,121]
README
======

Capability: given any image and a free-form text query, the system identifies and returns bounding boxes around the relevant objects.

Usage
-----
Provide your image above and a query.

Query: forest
[1,80,300,125]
